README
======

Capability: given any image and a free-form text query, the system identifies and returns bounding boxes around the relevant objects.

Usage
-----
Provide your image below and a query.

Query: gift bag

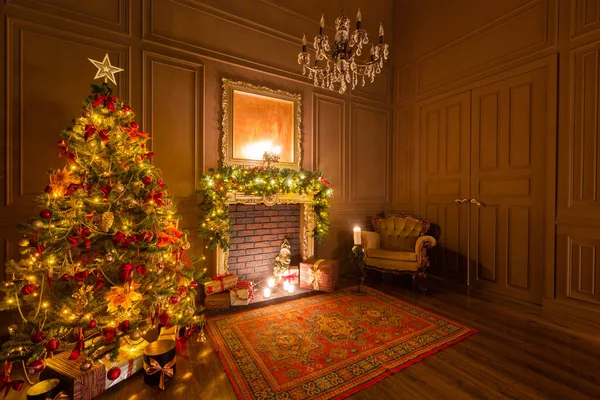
[300,258,339,292]
[143,340,177,390]
[229,281,254,306]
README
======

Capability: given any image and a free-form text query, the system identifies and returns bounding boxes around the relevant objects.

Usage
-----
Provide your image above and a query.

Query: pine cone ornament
[101,211,114,232]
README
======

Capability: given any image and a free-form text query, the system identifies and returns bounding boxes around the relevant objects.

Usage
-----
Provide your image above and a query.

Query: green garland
[197,166,333,250]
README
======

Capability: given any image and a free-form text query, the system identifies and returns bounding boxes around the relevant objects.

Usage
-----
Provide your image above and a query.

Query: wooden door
[470,67,546,304]
[420,92,471,283]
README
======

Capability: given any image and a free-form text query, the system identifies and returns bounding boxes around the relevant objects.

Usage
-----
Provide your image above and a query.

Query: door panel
[420,92,471,283]
[470,68,546,304]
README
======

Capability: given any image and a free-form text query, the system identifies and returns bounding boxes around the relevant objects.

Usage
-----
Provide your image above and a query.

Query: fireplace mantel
[216,192,316,275]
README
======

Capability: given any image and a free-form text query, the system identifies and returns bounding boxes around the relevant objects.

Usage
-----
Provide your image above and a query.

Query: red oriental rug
[206,286,477,400]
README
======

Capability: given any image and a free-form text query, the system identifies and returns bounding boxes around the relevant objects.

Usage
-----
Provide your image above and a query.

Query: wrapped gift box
[229,281,254,306]
[157,325,180,341]
[43,340,148,400]
[204,274,238,296]
[281,267,300,285]
[42,352,107,400]
[99,339,149,390]
[300,258,339,293]
[204,291,230,310]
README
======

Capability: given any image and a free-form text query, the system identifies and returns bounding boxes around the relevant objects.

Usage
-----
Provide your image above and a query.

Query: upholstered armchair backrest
[373,216,427,251]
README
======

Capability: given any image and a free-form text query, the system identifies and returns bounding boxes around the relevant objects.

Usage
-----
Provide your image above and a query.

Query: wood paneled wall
[393,0,600,316]
[0,0,394,290]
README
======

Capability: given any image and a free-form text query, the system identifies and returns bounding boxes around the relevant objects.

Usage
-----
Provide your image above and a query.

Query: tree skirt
[206,286,477,399]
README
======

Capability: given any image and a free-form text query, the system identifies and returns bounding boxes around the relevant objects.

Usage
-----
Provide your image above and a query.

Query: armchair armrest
[361,231,380,251]
[415,235,436,268]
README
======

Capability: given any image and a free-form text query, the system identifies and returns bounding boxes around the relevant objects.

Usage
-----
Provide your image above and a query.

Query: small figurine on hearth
[273,239,291,284]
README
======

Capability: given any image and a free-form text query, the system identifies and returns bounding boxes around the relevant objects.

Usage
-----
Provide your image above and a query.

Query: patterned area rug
[206,286,477,400]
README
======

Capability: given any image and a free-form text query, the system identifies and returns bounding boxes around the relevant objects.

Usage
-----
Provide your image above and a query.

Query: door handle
[470,198,484,207]
[454,198,468,204]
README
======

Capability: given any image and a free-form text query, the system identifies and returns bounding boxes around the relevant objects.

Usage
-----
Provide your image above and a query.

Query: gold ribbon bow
[306,259,325,290]
[144,357,176,390]
[46,391,70,400]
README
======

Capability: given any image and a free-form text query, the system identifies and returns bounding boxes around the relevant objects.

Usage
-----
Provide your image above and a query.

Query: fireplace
[227,204,301,281]
[216,192,316,281]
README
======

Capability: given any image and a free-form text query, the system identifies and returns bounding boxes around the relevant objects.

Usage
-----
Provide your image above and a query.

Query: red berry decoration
[31,331,47,343]
[21,283,37,295]
[88,319,97,329]
[39,209,52,219]
[142,176,152,185]
[170,295,180,304]
[107,366,121,381]
[45,338,60,352]
[26,359,46,374]
[189,281,198,289]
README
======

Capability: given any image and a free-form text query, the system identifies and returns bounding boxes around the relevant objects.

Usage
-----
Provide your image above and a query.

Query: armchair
[361,214,436,292]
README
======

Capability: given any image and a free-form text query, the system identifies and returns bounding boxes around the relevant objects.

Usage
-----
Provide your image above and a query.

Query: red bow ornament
[85,125,110,144]
[144,189,164,206]
[61,270,89,283]
[113,231,138,248]
[119,263,147,282]
[124,122,149,142]
[65,183,81,196]
[0,361,23,399]
[57,139,76,165]
[102,320,130,343]
[92,93,118,112]
[100,185,112,200]
[175,325,198,359]
[68,328,85,360]
[68,225,91,249]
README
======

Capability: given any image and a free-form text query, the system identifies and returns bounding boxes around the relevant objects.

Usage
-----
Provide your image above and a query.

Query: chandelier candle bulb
[353,227,362,245]
[357,9,361,29]
[302,34,307,52]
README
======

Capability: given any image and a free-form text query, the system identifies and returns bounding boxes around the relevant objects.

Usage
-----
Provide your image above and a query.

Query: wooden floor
[7,277,600,399]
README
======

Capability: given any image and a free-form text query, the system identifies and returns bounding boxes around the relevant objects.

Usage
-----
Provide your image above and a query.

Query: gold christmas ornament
[80,360,93,371]
[101,211,114,232]
[183,307,194,318]
[19,238,30,247]
[181,241,191,250]
[88,53,124,85]
[113,183,125,193]
[32,220,44,229]
[103,254,114,264]
[129,329,142,341]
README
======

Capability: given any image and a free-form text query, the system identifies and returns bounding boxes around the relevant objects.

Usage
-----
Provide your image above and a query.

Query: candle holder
[350,244,366,295]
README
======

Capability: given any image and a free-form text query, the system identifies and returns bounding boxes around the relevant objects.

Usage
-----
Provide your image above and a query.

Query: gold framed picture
[220,78,302,170]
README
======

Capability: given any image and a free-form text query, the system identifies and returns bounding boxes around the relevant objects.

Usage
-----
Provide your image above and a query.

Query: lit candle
[356,9,361,29]
[288,284,295,294]
[267,277,275,288]
[353,227,362,245]
[320,14,325,34]
[379,22,384,43]
[263,287,271,298]
[283,280,290,291]
[370,45,375,61]
[302,34,307,53]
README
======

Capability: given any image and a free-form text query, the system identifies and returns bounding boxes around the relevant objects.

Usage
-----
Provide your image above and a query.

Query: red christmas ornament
[21,283,37,295]
[189,281,198,289]
[170,296,180,304]
[39,209,52,219]
[107,366,121,381]
[31,331,47,344]
[122,105,131,112]
[142,176,152,185]
[88,319,97,329]
[26,359,46,374]
[130,122,138,129]
[45,338,60,352]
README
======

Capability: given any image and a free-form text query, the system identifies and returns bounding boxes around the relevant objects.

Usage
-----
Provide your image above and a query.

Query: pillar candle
[263,287,271,298]
[353,227,362,245]
[267,278,275,288]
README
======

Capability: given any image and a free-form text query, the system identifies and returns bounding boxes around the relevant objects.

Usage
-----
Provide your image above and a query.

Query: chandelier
[297,3,389,94]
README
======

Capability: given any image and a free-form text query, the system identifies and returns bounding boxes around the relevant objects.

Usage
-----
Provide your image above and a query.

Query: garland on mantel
[197,166,334,250]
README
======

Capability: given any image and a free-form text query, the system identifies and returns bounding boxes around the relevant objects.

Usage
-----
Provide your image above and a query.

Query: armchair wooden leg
[411,273,417,291]
[417,269,427,294]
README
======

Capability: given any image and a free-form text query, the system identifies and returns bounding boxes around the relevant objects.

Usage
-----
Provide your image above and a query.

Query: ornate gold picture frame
[220,78,302,170]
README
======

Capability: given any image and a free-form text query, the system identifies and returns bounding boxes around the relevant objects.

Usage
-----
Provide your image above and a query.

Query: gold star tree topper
[88,53,124,85]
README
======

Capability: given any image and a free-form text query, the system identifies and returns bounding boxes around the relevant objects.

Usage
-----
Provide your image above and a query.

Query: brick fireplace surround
[227,204,301,282]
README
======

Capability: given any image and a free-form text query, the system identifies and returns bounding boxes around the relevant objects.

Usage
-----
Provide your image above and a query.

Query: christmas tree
[0,55,204,367]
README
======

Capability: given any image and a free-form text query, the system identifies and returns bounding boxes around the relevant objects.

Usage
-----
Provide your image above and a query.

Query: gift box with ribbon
[281,267,300,285]
[42,352,106,400]
[98,339,149,390]
[204,274,238,296]
[143,340,177,390]
[26,378,68,400]
[229,281,254,306]
[300,258,339,292]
